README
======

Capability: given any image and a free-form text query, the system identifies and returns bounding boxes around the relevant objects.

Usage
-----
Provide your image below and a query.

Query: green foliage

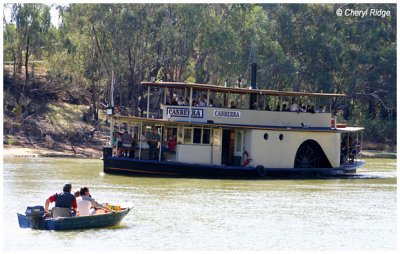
[3,3,397,145]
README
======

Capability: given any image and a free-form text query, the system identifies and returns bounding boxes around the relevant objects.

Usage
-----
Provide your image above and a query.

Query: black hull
[103,156,365,179]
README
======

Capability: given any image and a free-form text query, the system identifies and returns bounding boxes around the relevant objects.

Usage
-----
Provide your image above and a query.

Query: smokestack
[250,63,257,109]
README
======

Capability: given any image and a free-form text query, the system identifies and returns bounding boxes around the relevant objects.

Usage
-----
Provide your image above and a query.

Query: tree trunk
[91,77,98,122]
[17,45,23,74]
[25,36,30,85]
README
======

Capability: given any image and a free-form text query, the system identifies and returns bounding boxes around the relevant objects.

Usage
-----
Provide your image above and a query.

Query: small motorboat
[17,205,131,231]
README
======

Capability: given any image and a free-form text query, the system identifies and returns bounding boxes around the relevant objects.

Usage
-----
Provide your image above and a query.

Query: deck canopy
[141,81,346,98]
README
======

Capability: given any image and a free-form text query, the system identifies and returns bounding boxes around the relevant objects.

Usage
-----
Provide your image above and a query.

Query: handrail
[141,81,346,98]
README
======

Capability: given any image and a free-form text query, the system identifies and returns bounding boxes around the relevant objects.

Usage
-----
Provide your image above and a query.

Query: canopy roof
[141,81,346,98]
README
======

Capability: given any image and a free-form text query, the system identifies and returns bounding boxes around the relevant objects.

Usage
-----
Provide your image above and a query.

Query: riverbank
[2,145,396,159]
[3,145,102,158]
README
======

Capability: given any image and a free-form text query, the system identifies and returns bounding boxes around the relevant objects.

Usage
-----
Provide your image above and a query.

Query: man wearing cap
[44,183,78,215]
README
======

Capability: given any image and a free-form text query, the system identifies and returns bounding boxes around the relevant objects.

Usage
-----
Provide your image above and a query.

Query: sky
[3,3,64,27]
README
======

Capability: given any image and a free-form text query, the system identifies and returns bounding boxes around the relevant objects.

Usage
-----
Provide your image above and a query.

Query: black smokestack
[250,63,257,109]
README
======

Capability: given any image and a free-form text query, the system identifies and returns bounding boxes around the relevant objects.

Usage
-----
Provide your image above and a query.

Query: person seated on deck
[45,183,78,217]
[230,101,237,109]
[290,98,298,112]
[121,130,133,157]
[177,96,185,106]
[78,187,111,215]
[252,102,260,110]
[282,103,288,111]
[317,105,325,113]
[146,127,161,160]
[198,95,207,107]
[208,99,214,107]
[306,105,316,114]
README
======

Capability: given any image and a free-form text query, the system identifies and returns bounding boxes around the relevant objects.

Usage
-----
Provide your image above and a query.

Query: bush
[352,119,396,146]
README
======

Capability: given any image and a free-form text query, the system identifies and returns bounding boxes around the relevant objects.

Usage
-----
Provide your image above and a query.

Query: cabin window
[235,130,244,155]
[202,128,211,144]
[193,128,202,144]
[264,133,269,140]
[184,128,193,144]
[279,134,284,141]
[177,126,184,144]
[164,127,177,142]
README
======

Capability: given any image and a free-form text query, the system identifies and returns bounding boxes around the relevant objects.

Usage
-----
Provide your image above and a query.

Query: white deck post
[263,94,266,110]
[139,122,142,159]
[110,117,114,147]
[164,88,167,105]
[147,86,150,118]
[207,89,210,106]
[159,125,163,161]
[189,87,193,122]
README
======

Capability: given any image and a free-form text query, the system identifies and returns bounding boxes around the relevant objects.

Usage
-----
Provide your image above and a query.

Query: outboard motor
[25,206,45,230]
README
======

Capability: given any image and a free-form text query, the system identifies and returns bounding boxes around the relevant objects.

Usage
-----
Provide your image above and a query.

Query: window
[177,126,184,144]
[279,134,284,141]
[202,128,211,144]
[184,128,193,144]
[164,127,177,142]
[235,130,244,154]
[264,133,269,140]
[193,128,202,143]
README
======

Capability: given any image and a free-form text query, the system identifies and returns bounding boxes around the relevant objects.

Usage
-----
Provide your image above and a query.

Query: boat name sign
[213,110,241,118]
[167,107,204,118]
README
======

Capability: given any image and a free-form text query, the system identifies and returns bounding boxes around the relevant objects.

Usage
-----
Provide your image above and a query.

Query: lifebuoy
[256,165,266,177]
[242,149,252,166]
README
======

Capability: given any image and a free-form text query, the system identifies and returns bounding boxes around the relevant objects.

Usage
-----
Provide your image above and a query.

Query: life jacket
[55,192,75,208]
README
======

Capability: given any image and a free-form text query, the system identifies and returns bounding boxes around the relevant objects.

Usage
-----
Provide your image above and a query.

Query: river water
[2,157,396,252]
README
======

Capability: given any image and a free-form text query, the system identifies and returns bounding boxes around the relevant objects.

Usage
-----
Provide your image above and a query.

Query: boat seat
[51,207,72,218]
[77,200,92,216]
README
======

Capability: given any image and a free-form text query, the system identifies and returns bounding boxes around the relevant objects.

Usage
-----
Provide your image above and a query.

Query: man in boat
[44,183,78,216]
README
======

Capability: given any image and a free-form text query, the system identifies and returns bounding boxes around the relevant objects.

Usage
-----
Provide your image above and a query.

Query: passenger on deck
[177,96,185,106]
[198,95,207,107]
[116,132,123,156]
[282,104,288,111]
[121,130,133,157]
[317,105,325,113]
[44,183,78,216]
[307,105,316,113]
[167,136,177,152]
[252,102,260,110]
[290,98,298,112]
[208,99,214,107]
[146,127,161,160]
[230,101,237,109]
[170,97,178,105]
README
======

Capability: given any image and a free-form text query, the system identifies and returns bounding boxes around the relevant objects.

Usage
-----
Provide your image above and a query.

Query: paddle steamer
[103,64,365,178]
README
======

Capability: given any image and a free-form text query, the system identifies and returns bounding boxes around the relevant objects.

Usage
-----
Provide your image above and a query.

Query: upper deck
[162,105,332,129]
[141,81,346,129]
